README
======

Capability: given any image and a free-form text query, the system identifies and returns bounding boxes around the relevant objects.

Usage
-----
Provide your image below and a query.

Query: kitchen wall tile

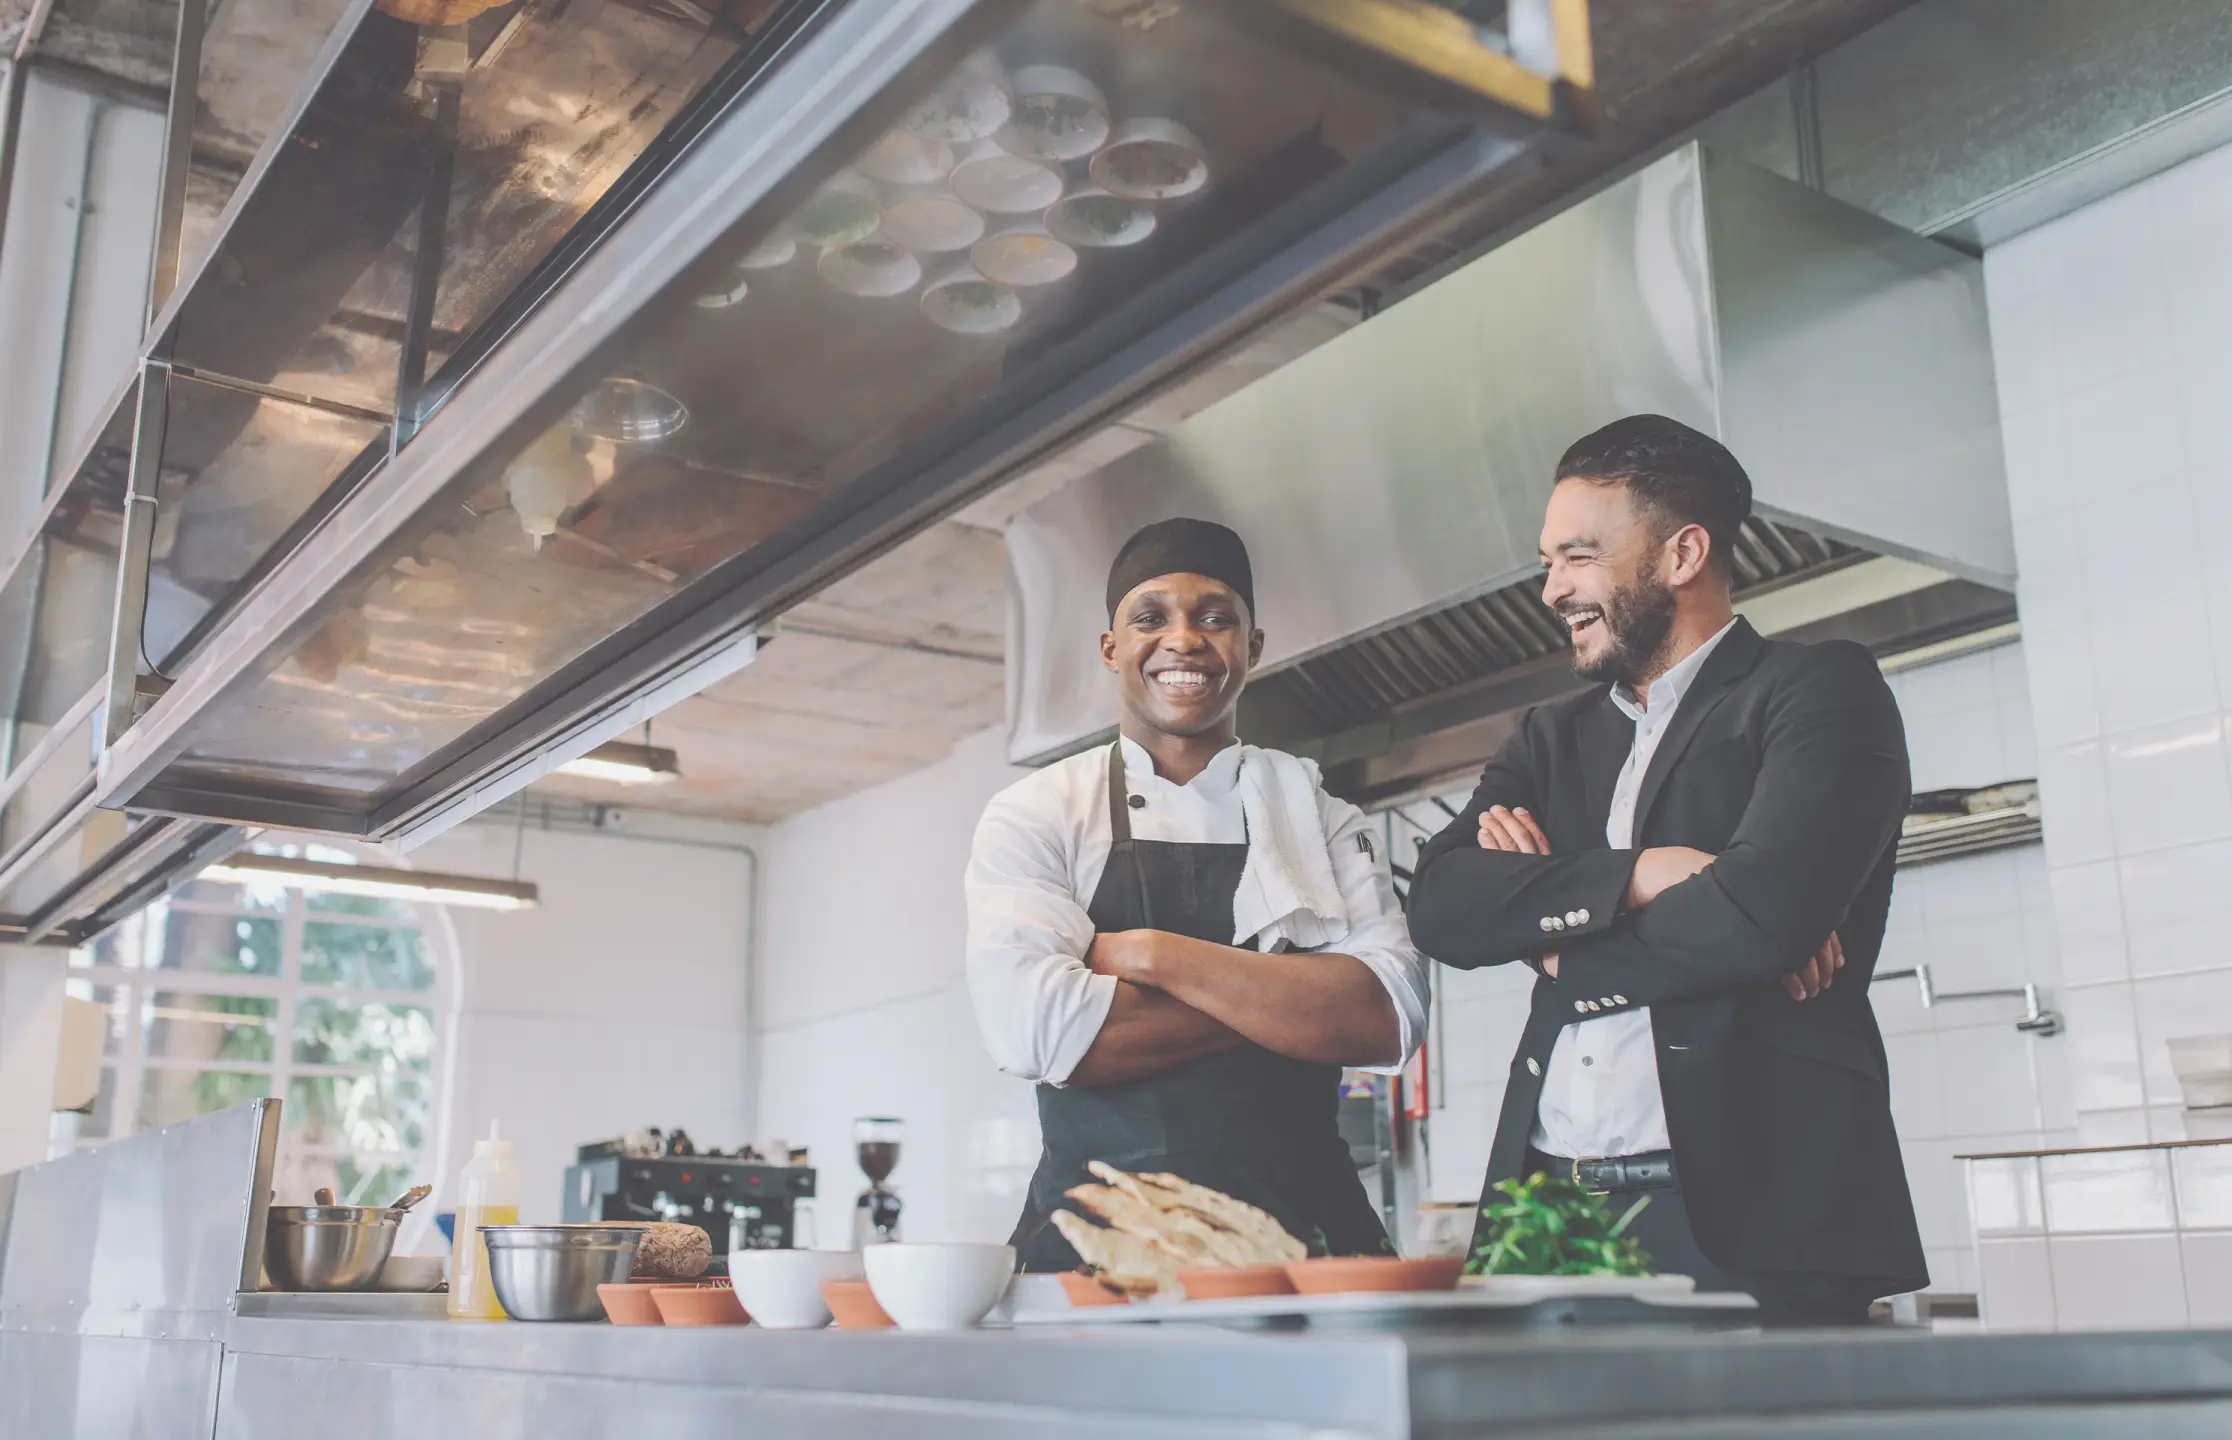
[1992,403,2068,520]
[1926,913,2031,996]
[1993,642,2035,711]
[2180,1232,2232,1328]
[2056,373,2187,505]
[1906,704,2010,794]
[2037,743,2116,867]
[2029,184,2168,401]
[1981,237,2062,427]
[2185,464,2232,704]
[2041,1147,2175,1233]
[2035,1029,2078,1131]
[1976,1237,2056,1332]
[2017,902,2063,991]
[2104,718,2232,856]
[2133,971,2232,1108]
[1928,1244,1976,1298]
[1916,849,2023,924]
[2046,1234,2187,1331]
[2075,1108,2153,1148]
[2147,1106,2192,1144]
[2183,1108,2232,1142]
[2078,478,2217,736]
[2009,512,2098,750]
[1999,700,2040,783]
[1892,651,1997,722]
[2048,861,2131,987]
[2059,984,2146,1113]
[1884,1032,1945,1142]
[2117,840,2232,979]
[1903,1139,1967,1252]
[2174,1144,2232,1229]
[1968,1155,2044,1236]
[1939,1024,2042,1137]
[1426,1092,1493,1206]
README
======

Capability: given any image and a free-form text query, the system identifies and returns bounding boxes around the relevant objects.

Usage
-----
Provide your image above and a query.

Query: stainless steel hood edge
[1004,142,2013,765]
[92,0,996,829]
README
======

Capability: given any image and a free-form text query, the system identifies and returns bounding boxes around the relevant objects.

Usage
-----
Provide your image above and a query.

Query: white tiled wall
[751,727,1040,1247]
[1985,137,2232,1157]
[1962,133,2232,1330]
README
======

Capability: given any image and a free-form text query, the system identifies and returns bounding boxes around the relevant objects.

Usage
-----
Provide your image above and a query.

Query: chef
[966,518,1430,1270]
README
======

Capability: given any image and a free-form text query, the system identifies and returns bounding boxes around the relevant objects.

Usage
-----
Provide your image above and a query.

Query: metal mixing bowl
[482,1225,648,1321]
[265,1205,401,1291]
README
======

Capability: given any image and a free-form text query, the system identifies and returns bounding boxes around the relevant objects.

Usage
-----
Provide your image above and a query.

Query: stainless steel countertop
[216,1313,2232,1438]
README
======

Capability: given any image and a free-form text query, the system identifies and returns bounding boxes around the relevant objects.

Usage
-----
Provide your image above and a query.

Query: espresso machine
[565,1132,816,1255]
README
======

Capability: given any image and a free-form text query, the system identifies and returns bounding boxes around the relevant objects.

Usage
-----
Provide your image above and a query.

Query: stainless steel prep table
[210,1312,2232,1439]
[14,1106,2232,1439]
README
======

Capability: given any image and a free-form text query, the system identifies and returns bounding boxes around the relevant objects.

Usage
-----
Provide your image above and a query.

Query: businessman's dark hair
[1554,415,1753,581]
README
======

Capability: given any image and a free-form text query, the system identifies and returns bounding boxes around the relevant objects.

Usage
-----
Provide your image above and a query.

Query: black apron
[1009,743,1388,1272]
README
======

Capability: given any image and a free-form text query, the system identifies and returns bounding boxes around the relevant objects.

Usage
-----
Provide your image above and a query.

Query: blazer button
[1612,994,1627,1005]
[1526,1057,1541,1076]
[1551,917,1567,932]
[1539,917,1556,932]
[1563,910,1581,926]
[1585,1000,1601,1012]
[1576,908,1591,924]
[1572,1000,1588,1014]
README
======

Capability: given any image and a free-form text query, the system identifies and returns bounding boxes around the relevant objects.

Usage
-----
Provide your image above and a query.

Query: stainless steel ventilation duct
[1005,142,2011,764]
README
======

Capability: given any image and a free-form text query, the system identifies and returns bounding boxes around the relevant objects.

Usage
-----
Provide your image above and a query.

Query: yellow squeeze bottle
[447,1120,520,1320]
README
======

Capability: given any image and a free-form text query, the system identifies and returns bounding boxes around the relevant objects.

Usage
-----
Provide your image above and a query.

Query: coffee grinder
[851,1116,903,1247]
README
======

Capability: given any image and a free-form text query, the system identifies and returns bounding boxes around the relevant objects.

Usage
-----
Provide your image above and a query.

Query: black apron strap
[1107,741,1155,930]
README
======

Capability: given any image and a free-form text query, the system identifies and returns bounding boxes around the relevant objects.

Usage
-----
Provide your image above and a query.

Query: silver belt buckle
[1571,1154,1610,1196]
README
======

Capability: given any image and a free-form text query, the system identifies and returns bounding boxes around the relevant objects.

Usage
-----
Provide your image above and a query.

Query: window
[56,842,452,1205]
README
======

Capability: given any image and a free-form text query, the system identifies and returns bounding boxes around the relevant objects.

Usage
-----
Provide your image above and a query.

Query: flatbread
[1064,1183,1256,1267]
[1123,1168,1305,1264]
[1051,1209,1180,1296]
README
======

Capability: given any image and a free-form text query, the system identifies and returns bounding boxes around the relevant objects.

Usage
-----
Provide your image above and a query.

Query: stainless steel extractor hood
[1004,141,2012,765]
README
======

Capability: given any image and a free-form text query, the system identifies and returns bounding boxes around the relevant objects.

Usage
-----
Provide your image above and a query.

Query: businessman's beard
[1569,570,1677,688]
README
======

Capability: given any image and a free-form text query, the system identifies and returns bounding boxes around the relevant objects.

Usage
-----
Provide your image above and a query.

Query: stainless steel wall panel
[1700,148,2014,588]
[0,1100,275,1339]
[0,1333,221,1440]
[1006,143,1719,763]
[1005,144,2014,763]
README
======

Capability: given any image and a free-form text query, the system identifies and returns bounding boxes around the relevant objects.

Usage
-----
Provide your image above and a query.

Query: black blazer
[1407,619,1927,1292]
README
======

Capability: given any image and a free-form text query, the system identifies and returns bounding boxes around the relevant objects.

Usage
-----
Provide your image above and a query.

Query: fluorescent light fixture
[554,739,683,786]
[198,853,540,911]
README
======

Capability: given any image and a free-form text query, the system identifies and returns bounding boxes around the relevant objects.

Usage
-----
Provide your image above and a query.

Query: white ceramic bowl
[862,1243,1015,1331]
[1091,117,1209,201]
[995,65,1110,162]
[729,1248,866,1329]
[879,192,986,254]
[921,264,1022,335]
[950,138,1064,215]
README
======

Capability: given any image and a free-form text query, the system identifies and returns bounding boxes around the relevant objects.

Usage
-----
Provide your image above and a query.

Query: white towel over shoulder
[1230,746,1349,953]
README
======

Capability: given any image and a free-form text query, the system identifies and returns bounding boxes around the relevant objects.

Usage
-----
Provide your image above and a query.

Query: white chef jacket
[1530,619,1737,1159]
[965,735,1429,1086]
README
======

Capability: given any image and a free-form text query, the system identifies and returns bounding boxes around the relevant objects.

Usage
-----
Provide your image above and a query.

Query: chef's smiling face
[1539,477,1683,687]
[1102,572,1262,738]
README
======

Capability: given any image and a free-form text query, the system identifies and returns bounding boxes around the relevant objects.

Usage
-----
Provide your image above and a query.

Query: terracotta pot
[597,1282,669,1326]
[650,1281,749,1326]
[1283,1257,1465,1295]
[1057,1271,1128,1307]
[1177,1264,1296,1301]
[821,1278,896,1329]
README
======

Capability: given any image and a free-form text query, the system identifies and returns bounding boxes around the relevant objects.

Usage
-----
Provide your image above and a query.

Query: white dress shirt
[965,735,1429,1086]
[1530,618,1738,1159]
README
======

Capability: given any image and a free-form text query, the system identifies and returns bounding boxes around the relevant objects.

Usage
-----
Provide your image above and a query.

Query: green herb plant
[1465,1172,1654,1278]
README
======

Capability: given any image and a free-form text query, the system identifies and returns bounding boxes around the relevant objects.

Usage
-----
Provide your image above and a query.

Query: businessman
[1407,414,1926,1325]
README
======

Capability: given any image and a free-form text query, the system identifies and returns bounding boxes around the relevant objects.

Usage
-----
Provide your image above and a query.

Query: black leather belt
[1543,1150,1677,1194]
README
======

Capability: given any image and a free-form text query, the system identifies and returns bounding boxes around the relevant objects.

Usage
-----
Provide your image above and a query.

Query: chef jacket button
[1539,917,1557,932]
[1612,995,1627,1005]
[1576,908,1591,924]
[1526,1057,1541,1076]
[1573,1000,1588,1014]
[1128,795,1146,809]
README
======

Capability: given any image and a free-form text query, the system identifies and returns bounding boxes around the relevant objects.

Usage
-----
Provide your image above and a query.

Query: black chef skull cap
[1105,517,1255,625]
